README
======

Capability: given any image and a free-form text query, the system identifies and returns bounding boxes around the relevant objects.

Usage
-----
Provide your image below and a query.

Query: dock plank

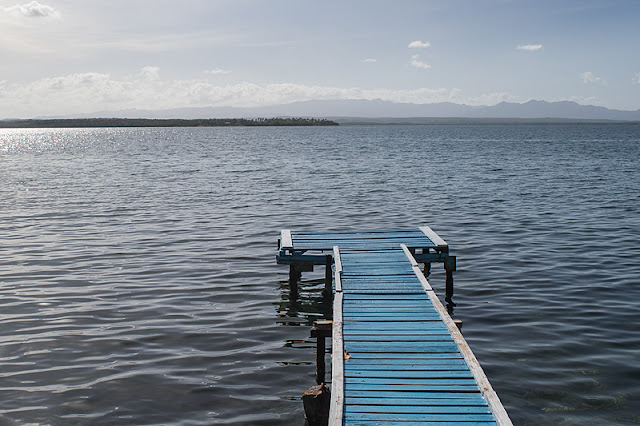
[346,404,491,414]
[345,390,483,399]
[344,396,488,405]
[347,352,464,360]
[344,412,496,422]
[344,383,484,392]
[346,370,474,379]
[344,422,497,426]
[348,419,496,426]
[345,360,469,368]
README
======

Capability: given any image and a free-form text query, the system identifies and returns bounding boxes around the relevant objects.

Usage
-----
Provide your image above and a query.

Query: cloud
[205,68,231,75]
[408,40,431,48]
[410,55,431,70]
[138,66,160,80]
[0,67,514,118]
[3,1,60,18]
[516,44,543,51]
[361,58,377,63]
[581,71,606,85]
[633,72,640,85]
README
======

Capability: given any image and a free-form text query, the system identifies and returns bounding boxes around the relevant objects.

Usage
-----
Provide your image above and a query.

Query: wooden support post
[316,333,326,385]
[289,264,302,281]
[302,383,330,426]
[324,255,333,297]
[311,320,332,385]
[445,270,454,304]
[421,248,431,276]
[444,255,456,306]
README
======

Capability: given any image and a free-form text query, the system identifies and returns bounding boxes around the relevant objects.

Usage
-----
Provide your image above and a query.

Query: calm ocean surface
[0,124,638,425]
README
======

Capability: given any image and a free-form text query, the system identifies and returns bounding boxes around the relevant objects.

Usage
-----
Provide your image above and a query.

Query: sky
[1,0,639,118]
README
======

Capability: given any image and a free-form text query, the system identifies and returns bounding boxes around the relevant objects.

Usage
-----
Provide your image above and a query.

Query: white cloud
[205,68,231,75]
[361,58,377,63]
[516,44,543,51]
[581,71,606,85]
[410,55,431,70]
[0,67,516,118]
[138,66,160,80]
[633,72,640,85]
[3,1,59,18]
[408,40,431,48]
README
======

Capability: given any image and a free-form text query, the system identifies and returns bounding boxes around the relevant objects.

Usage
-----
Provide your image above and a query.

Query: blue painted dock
[277,227,511,425]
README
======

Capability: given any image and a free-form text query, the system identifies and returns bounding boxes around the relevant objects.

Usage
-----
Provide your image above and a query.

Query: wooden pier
[277,227,511,425]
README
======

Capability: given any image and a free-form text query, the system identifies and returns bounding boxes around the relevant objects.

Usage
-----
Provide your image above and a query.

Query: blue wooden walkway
[277,227,511,425]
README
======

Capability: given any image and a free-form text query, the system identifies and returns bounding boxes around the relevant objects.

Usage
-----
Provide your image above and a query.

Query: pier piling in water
[311,320,332,385]
[302,383,331,426]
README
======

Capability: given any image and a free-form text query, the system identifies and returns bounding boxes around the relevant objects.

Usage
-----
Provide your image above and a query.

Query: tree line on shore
[0,117,339,128]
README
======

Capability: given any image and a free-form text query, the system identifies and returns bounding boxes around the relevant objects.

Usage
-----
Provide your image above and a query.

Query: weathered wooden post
[444,255,456,306]
[311,320,333,384]
[303,320,333,426]
[423,262,431,276]
[302,383,330,426]
[422,248,431,276]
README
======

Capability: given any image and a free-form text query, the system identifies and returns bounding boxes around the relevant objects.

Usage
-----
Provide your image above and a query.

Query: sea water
[0,124,638,425]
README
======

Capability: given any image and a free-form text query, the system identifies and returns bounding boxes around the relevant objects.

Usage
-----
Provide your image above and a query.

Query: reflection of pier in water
[276,227,512,425]
[275,277,331,328]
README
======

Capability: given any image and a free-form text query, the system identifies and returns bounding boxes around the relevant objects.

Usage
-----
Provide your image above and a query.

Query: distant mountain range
[54,99,640,122]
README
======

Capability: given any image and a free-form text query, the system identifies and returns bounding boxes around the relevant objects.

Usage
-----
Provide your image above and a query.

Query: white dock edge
[403,247,513,426]
[419,225,448,248]
[328,291,344,426]
[401,244,434,292]
[333,246,343,292]
[333,246,342,275]
[280,229,293,250]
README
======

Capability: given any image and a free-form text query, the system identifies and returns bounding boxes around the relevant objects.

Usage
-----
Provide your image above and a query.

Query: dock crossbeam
[277,226,457,304]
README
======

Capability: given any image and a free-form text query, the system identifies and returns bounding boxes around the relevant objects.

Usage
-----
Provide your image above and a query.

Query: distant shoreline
[1,117,638,128]
[0,117,339,128]
[332,117,640,125]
